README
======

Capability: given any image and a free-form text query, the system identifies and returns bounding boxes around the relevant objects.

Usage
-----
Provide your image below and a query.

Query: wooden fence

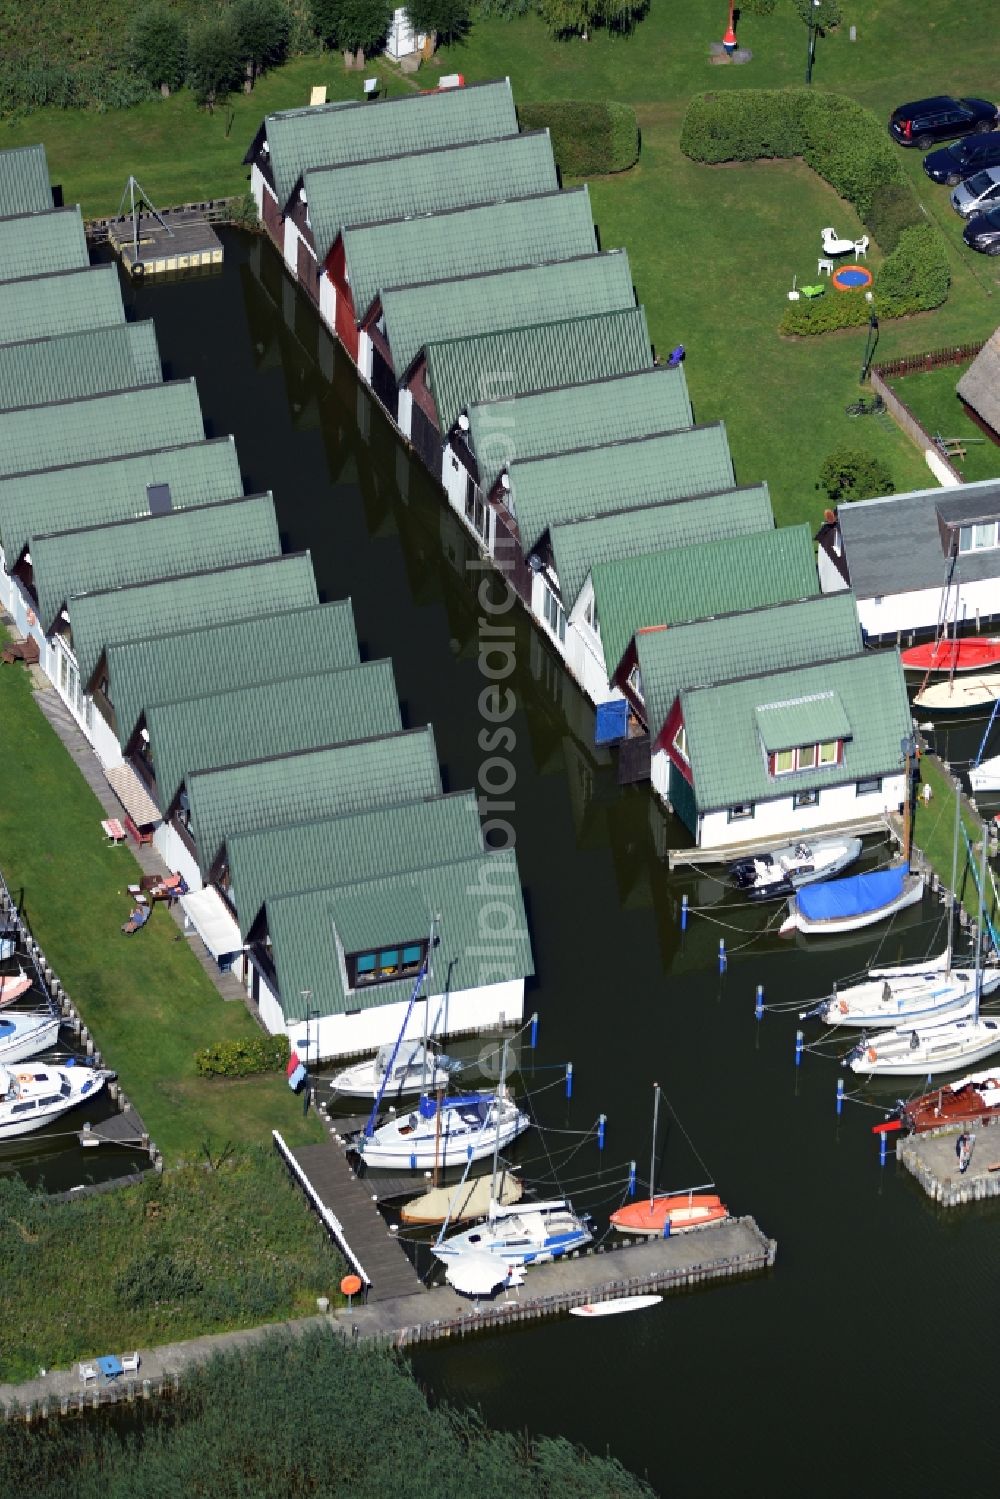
[873,341,986,380]
[870,367,964,485]
[84,197,244,244]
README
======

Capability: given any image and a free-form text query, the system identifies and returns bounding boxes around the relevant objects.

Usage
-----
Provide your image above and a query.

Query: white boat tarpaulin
[179,886,242,960]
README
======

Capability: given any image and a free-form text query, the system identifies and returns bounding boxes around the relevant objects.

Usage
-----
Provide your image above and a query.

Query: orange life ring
[839,999,849,1015]
[866,1047,878,1064]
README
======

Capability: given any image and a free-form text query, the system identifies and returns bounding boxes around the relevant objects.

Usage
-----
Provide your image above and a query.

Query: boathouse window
[542,581,566,644]
[959,522,999,554]
[672,724,689,762]
[727,803,754,823]
[818,741,838,766]
[770,740,842,775]
[464,477,488,543]
[794,790,819,809]
[347,938,427,989]
[629,665,644,701]
[583,595,600,635]
[856,776,883,795]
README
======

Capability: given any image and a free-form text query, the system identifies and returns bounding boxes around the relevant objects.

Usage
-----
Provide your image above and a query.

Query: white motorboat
[0,1010,60,1065]
[729,836,862,901]
[969,754,1000,793]
[805,966,1000,1029]
[847,1015,1000,1077]
[354,1089,530,1172]
[0,1062,107,1139]
[780,863,924,937]
[330,1040,463,1100]
[435,1199,593,1287]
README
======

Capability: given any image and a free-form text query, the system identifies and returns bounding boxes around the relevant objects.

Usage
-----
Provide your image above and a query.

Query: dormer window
[348,938,427,989]
[770,740,842,776]
[959,522,1000,554]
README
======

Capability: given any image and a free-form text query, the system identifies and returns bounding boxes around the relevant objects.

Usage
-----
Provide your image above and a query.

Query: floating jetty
[666,814,893,868]
[898,1121,1000,1207]
[107,209,223,276]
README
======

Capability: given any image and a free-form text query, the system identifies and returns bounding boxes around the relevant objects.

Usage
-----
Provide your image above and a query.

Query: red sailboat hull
[901,638,1000,673]
[610,1193,727,1236]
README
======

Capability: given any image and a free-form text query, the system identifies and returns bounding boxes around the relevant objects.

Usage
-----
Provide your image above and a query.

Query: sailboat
[914,673,1000,714]
[780,863,924,937]
[433,1042,592,1293]
[330,1040,463,1100]
[803,782,999,1027]
[0,1009,60,1065]
[610,1084,728,1237]
[902,637,1000,673]
[846,836,1000,1078]
[968,700,1000,793]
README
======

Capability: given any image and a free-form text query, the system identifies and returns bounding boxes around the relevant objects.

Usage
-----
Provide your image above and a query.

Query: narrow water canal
[110,232,997,1495]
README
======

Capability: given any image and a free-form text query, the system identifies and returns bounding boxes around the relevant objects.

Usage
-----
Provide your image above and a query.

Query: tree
[232,0,291,91]
[819,446,894,503]
[405,0,471,47]
[793,0,841,28]
[128,3,187,96]
[535,0,646,38]
[186,16,243,111]
[309,0,392,60]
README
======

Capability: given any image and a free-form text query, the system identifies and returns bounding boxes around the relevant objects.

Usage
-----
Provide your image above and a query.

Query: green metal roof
[266,79,518,209]
[227,789,483,941]
[344,188,596,323]
[266,849,531,1021]
[32,493,280,633]
[682,652,912,813]
[636,592,863,735]
[754,691,852,754]
[0,145,51,217]
[187,724,442,877]
[0,209,88,283]
[470,367,694,500]
[145,658,400,812]
[304,131,557,263]
[0,380,203,479]
[0,265,123,344]
[510,423,734,554]
[382,250,635,381]
[107,599,358,750]
[68,552,318,691]
[0,437,242,567]
[592,524,820,676]
[0,321,161,414]
[424,307,653,434]
[551,483,773,614]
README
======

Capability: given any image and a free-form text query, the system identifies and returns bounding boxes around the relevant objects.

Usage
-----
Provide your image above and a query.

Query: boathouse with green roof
[0,322,162,414]
[0,144,53,217]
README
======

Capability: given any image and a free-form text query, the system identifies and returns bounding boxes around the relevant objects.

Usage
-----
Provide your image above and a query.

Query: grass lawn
[887,364,1000,484]
[0,650,323,1161]
[0,1149,341,1382]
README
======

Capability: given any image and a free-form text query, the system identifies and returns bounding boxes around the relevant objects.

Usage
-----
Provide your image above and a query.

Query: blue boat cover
[595,699,629,745]
[418,1091,491,1118]
[797,863,909,922]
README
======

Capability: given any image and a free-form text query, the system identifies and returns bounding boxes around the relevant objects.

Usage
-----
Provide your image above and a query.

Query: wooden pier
[898,1120,1000,1207]
[666,814,894,869]
[107,210,223,276]
[79,1108,149,1149]
[336,1217,776,1349]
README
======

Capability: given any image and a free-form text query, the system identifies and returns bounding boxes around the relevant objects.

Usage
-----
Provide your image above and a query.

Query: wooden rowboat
[610,1192,727,1236]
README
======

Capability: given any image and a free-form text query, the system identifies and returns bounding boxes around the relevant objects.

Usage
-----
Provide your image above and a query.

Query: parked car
[889,96,997,149]
[952,166,1000,217]
[925,131,1000,185]
[963,206,1000,254]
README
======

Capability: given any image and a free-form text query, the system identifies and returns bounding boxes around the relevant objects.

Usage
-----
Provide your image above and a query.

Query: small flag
[287,1050,307,1091]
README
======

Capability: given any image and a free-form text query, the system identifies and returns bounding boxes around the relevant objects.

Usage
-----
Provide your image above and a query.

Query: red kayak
[610,1193,727,1236]
[901,638,1000,673]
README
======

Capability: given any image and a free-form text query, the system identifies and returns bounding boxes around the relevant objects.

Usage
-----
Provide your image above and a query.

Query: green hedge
[194,1034,290,1078]
[682,90,949,333]
[517,100,639,177]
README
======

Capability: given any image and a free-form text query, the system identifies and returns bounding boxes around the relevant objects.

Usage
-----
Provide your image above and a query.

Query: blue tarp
[595,699,629,745]
[797,863,909,922]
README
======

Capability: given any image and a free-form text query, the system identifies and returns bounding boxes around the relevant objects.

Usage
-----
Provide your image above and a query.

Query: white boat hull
[356,1095,529,1172]
[331,1048,460,1100]
[914,673,1000,713]
[569,1295,663,1318]
[0,1064,106,1138]
[0,1012,60,1064]
[436,1199,592,1272]
[969,755,1000,793]
[781,874,924,936]
[815,968,999,1028]
[849,1016,1000,1077]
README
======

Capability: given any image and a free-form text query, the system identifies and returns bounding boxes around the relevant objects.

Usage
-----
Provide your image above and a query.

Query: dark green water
[108,232,998,1495]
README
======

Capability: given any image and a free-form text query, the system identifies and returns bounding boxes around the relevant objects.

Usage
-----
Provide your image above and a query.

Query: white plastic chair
[121,1351,140,1374]
[821,227,855,256]
[79,1363,98,1384]
[854,235,869,258]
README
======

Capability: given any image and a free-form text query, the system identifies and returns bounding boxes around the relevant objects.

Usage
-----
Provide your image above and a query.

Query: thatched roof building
[958,329,1000,441]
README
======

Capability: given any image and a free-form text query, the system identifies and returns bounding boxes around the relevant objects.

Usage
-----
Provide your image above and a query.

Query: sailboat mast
[649,1082,660,1209]
[975,830,988,1016]
[947,776,961,972]
[421,916,437,1094]
[489,1039,509,1213]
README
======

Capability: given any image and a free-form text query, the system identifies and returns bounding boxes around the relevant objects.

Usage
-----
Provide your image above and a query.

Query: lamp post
[901,733,917,863]
[859,309,879,384]
[805,0,822,84]
[722,0,737,55]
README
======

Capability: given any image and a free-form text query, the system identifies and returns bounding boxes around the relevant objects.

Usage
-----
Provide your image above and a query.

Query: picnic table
[96,1354,123,1380]
[101,818,127,844]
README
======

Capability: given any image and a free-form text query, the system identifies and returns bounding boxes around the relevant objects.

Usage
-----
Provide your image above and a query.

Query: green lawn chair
[801,283,827,299]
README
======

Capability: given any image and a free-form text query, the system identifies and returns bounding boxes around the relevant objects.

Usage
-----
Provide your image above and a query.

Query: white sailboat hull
[0,1012,60,1064]
[331,1050,459,1100]
[816,968,999,1028]
[848,1016,1000,1077]
[356,1095,529,1172]
[969,755,1000,793]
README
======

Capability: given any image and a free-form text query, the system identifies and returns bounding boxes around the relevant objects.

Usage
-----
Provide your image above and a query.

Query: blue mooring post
[681,894,688,932]
[836,1077,845,1116]
[719,937,727,974]
[662,1215,672,1239]
[565,1062,574,1100]
[598,1114,606,1151]
[628,1160,636,1197]
[879,1131,887,1168]
[795,1029,804,1067]
[530,1012,538,1049]
[755,984,764,1021]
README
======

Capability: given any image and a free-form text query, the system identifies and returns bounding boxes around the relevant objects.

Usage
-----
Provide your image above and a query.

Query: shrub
[516,100,639,176]
[680,88,807,163]
[194,1034,290,1078]
[115,1251,204,1309]
[799,93,904,218]
[780,294,871,335]
[819,446,894,502]
[875,222,950,315]
[865,180,924,253]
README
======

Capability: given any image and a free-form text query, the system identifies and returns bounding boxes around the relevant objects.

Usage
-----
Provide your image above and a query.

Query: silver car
[951,166,1000,217]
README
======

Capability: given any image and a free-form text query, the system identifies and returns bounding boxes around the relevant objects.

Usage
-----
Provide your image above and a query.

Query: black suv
[889,96,997,148]
[924,131,1000,184]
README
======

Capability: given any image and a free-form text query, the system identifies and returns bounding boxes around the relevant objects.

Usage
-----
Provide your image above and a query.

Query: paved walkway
[31,679,245,1006]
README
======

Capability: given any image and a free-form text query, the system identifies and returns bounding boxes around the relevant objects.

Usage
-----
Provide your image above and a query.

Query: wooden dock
[666,815,894,869]
[898,1120,1000,1207]
[335,1216,776,1349]
[107,210,223,276]
[79,1108,148,1148]
[274,1131,424,1302]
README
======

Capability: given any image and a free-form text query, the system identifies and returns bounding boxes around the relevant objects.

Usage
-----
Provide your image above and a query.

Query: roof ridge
[636,590,855,642]
[513,421,724,472]
[0,205,78,228]
[227,788,478,848]
[469,362,677,415]
[304,128,550,185]
[187,723,433,783]
[382,247,626,300]
[0,262,114,290]
[680,649,875,699]
[69,548,310,603]
[145,657,393,716]
[0,434,235,485]
[267,76,510,128]
[8,375,194,419]
[264,846,516,909]
[552,483,766,536]
[106,598,353,662]
[33,490,267,544]
[427,303,645,355]
[0,318,157,357]
[343,184,587,238]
